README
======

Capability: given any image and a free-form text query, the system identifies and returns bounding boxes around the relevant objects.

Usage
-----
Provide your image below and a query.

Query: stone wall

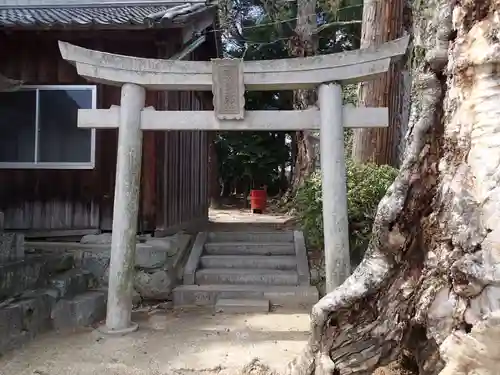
[26,232,193,302]
[0,228,192,356]
[0,222,103,355]
[78,232,192,301]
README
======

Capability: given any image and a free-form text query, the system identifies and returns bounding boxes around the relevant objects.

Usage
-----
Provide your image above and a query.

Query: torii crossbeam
[59,35,409,335]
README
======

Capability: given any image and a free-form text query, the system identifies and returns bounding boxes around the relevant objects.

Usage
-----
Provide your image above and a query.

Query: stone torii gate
[59,36,409,334]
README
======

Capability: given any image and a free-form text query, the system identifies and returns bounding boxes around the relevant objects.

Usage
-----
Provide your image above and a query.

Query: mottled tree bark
[289,0,318,193]
[351,0,410,167]
[279,0,500,374]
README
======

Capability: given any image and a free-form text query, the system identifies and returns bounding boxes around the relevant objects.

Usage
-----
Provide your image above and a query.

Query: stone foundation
[0,228,106,356]
[26,232,192,301]
[0,230,192,356]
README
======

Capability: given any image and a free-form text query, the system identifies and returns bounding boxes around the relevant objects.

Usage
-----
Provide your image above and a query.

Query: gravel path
[0,309,310,375]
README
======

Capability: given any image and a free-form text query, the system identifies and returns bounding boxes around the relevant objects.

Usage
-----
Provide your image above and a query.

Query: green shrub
[294,160,398,267]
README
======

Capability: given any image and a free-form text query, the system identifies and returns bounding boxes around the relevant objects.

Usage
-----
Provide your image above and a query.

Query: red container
[250,189,267,214]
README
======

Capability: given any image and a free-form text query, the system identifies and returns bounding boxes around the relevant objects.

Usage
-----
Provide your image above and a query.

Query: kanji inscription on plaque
[212,58,245,120]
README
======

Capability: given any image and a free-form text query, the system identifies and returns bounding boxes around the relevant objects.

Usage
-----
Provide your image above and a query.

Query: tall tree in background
[350,0,410,166]
[216,0,363,198]
[288,0,318,193]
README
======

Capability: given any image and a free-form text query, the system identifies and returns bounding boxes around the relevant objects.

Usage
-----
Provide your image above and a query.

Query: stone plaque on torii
[59,35,409,335]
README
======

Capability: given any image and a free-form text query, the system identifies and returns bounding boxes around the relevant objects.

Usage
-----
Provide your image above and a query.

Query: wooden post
[101,83,145,335]
[319,83,351,292]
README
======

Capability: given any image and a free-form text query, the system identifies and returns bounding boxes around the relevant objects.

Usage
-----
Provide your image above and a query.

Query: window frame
[0,84,97,170]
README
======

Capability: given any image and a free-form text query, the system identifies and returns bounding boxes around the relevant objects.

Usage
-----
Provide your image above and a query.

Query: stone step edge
[196,268,299,275]
[214,298,270,314]
[172,284,318,308]
[205,242,295,246]
[199,255,298,269]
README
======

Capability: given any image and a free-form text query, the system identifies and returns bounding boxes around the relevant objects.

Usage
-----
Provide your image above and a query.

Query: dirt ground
[0,308,311,375]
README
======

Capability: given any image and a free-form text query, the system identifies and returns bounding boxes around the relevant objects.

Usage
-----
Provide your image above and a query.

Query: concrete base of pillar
[97,321,139,336]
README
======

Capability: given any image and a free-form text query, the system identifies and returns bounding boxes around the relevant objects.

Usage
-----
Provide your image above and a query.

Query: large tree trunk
[289,0,317,193]
[350,0,410,167]
[280,0,500,374]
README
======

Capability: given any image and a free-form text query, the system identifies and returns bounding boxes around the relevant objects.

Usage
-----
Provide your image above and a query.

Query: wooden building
[0,0,218,236]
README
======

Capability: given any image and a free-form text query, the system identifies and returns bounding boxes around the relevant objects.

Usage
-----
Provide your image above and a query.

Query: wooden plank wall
[157,91,210,235]
[0,29,212,234]
[154,43,212,235]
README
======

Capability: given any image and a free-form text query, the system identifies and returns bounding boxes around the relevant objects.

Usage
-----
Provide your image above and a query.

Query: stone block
[0,255,49,300]
[78,250,110,286]
[15,294,52,338]
[47,253,75,274]
[49,269,94,299]
[0,303,23,353]
[22,288,61,310]
[135,245,169,269]
[0,233,24,263]
[80,233,112,244]
[134,269,173,300]
[51,291,106,331]
[0,293,52,354]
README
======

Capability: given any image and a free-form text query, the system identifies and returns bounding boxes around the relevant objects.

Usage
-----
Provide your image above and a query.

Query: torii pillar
[103,83,146,334]
[319,83,350,292]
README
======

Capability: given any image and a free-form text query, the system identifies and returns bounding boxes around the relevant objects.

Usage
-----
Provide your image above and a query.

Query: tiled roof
[0,2,212,28]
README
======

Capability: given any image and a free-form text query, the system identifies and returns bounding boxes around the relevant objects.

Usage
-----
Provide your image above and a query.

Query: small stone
[134,269,173,300]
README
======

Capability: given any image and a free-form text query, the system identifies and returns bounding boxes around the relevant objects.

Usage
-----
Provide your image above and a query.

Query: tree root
[283,67,444,375]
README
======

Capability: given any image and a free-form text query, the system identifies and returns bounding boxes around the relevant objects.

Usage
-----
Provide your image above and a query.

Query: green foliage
[216,0,365,198]
[294,161,398,266]
[215,131,290,192]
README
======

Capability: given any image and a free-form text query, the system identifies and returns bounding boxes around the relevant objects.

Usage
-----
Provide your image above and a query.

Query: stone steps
[173,284,318,308]
[207,231,294,243]
[214,298,270,314]
[199,255,297,270]
[174,230,317,313]
[195,268,299,286]
[204,242,295,256]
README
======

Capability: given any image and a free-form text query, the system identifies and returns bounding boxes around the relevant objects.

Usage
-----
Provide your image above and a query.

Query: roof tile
[0,3,208,28]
